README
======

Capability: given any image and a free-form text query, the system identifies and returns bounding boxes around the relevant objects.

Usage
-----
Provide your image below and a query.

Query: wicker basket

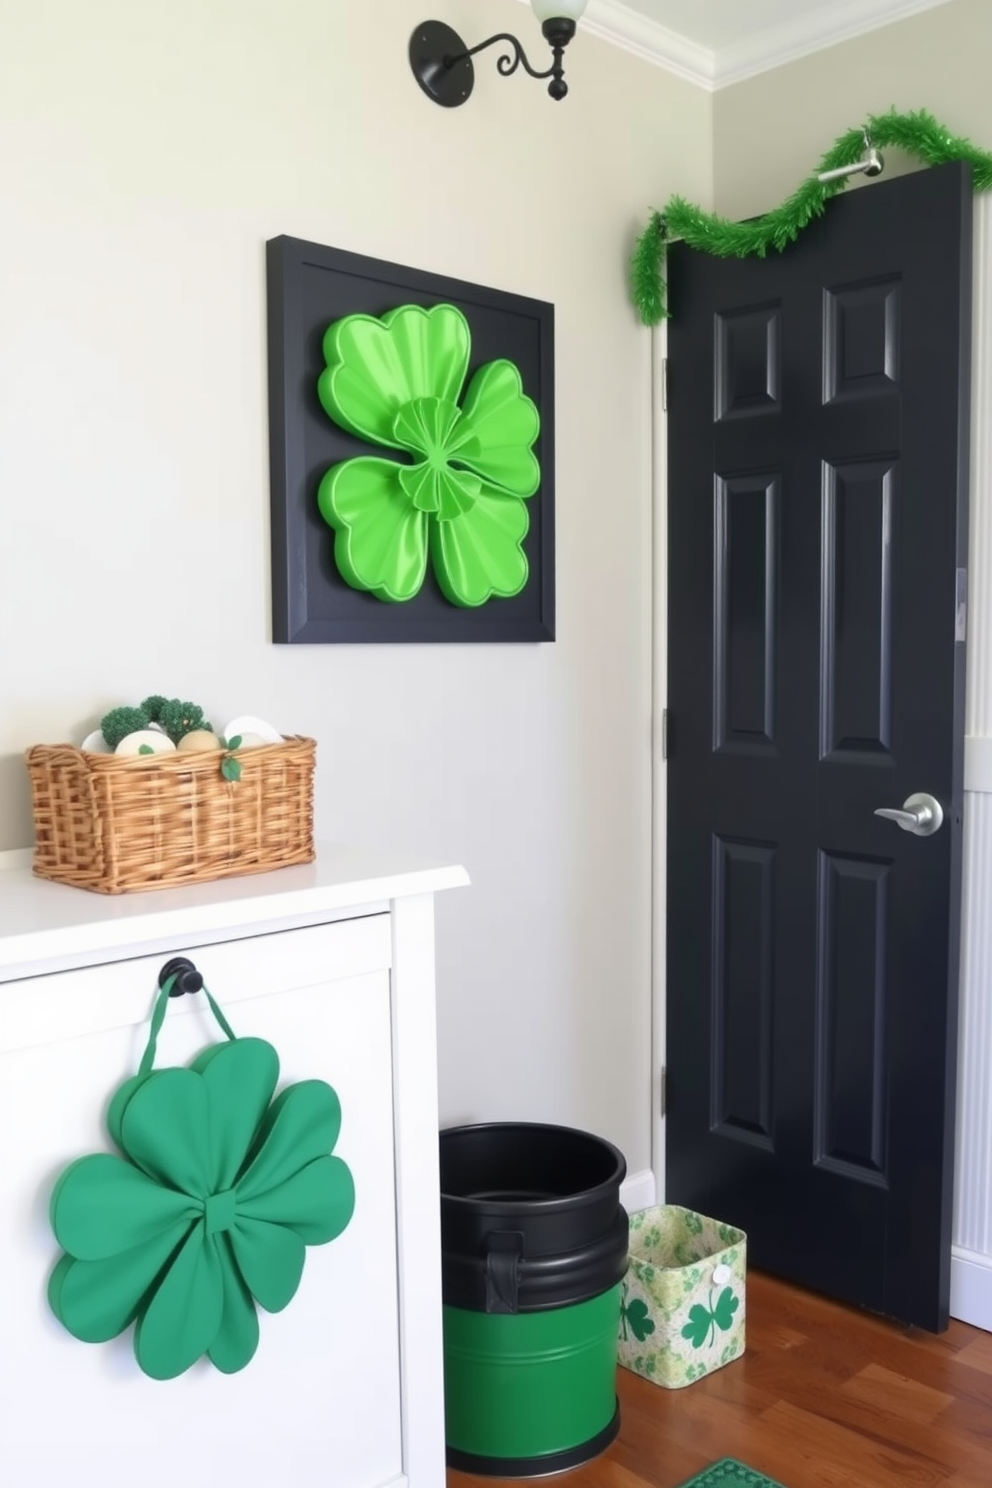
[26,735,315,894]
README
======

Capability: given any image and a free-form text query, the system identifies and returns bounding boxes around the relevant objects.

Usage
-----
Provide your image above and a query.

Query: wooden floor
[446,1271,992,1488]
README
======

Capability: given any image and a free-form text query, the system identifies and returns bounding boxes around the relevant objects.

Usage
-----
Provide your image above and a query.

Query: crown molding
[512,0,716,88]
[580,0,715,89]
[713,0,954,88]
[514,0,951,92]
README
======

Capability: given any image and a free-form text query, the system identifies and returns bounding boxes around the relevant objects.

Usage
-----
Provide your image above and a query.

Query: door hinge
[660,1066,668,1118]
[661,357,668,412]
[662,707,669,760]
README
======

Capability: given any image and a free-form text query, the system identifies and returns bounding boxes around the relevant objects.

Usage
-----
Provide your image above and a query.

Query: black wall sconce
[410,1,588,108]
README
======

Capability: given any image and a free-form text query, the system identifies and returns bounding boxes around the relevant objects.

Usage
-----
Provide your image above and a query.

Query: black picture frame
[266,236,555,644]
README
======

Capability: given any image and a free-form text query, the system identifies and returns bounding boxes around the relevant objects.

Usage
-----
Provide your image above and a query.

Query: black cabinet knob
[158,956,204,997]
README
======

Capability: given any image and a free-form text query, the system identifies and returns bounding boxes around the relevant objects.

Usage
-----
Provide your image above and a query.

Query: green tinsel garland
[631,108,992,326]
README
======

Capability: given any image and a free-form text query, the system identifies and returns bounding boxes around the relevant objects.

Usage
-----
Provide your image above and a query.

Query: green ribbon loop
[138,975,237,1077]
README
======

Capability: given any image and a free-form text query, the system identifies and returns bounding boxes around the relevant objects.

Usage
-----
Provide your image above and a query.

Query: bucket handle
[485,1230,524,1314]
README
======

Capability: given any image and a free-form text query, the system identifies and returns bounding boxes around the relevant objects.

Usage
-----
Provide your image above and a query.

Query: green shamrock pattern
[681,1284,740,1348]
[617,1205,746,1389]
[619,1281,656,1343]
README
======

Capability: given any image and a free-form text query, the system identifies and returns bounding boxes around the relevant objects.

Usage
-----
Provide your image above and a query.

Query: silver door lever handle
[874,792,944,837]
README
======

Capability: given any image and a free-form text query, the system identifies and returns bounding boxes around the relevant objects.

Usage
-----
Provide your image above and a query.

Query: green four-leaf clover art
[49,1035,355,1380]
[316,303,540,607]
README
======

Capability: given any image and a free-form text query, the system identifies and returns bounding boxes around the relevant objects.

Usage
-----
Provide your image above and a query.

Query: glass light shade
[531,0,588,22]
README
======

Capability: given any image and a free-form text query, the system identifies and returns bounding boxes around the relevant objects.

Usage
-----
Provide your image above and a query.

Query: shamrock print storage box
[617,1205,746,1388]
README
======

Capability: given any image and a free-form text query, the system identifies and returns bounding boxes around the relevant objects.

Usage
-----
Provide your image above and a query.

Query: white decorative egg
[80,730,112,754]
[114,730,178,757]
[229,731,270,750]
[222,715,283,746]
[177,730,222,752]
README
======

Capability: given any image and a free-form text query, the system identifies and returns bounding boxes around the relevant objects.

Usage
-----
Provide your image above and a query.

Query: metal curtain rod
[817,134,885,183]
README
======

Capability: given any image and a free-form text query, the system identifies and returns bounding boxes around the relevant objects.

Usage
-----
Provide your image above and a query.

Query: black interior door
[665,162,972,1331]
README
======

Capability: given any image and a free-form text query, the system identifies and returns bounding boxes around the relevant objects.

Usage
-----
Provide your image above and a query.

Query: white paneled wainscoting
[952,782,992,1331]
[952,193,992,1333]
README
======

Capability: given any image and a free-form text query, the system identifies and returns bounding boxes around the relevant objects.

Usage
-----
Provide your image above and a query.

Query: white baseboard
[620,1168,657,1216]
[950,1246,992,1332]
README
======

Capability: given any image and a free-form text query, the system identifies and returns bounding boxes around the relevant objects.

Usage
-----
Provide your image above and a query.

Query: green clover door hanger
[48,976,355,1380]
[316,303,541,607]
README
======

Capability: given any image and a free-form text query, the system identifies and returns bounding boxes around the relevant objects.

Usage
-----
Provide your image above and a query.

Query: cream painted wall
[713,0,992,219]
[0,0,711,1174]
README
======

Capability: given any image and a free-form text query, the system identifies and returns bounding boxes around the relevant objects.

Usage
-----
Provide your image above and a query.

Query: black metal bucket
[440,1122,628,1478]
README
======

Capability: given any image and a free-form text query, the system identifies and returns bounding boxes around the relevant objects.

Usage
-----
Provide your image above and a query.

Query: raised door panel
[711,835,776,1149]
[0,918,403,1488]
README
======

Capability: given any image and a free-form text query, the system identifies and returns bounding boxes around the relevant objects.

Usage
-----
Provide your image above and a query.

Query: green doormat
[678,1462,786,1488]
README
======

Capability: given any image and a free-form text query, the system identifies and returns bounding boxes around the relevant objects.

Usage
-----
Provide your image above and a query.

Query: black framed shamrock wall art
[266,236,555,643]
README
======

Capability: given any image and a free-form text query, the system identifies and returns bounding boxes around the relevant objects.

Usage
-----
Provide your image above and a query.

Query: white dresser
[0,844,468,1488]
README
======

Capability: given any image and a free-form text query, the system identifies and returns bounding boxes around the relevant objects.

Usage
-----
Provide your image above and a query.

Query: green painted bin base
[443,1285,621,1476]
[446,1400,620,1478]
